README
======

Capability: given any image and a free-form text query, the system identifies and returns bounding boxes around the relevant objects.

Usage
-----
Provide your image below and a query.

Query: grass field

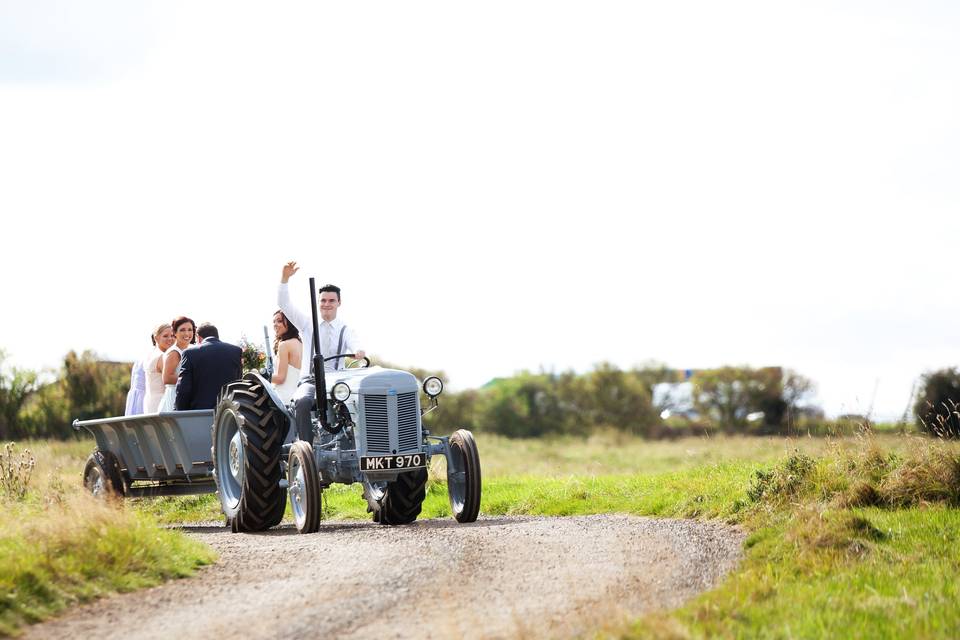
[3,431,958,638]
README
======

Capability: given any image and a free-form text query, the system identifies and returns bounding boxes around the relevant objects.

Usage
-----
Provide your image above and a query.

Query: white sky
[1,1,958,420]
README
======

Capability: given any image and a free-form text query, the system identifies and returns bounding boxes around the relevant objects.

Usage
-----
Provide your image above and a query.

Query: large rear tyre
[448,429,481,523]
[212,373,287,532]
[288,440,322,533]
[83,450,125,498]
[363,467,428,525]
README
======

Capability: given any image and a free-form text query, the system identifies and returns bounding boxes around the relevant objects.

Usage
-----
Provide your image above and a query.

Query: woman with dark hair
[271,309,302,404]
[144,323,174,413]
[158,316,196,412]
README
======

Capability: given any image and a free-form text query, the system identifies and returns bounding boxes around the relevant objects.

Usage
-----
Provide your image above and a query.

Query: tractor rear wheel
[83,450,125,498]
[363,467,428,525]
[212,374,287,532]
[448,429,481,523]
[288,440,322,533]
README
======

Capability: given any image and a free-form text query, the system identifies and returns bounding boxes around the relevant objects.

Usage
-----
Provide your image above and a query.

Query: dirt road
[24,515,743,640]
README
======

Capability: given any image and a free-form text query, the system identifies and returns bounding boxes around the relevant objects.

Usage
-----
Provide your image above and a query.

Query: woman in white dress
[271,310,302,404]
[143,323,175,413]
[157,316,196,412]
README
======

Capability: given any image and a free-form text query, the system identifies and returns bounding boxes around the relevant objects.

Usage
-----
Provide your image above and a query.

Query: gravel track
[24,515,744,640]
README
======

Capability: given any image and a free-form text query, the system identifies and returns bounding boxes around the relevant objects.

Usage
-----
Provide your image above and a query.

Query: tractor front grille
[397,392,419,451]
[363,395,390,452]
[362,392,421,455]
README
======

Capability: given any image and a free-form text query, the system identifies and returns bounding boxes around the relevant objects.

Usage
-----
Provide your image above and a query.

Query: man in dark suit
[175,323,242,410]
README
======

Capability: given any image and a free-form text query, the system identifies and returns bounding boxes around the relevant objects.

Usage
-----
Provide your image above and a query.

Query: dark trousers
[292,382,315,443]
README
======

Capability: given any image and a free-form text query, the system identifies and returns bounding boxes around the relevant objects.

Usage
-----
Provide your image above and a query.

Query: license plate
[360,453,425,471]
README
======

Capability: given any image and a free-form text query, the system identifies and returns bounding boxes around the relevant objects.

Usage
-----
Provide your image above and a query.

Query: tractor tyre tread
[376,467,428,525]
[450,429,481,523]
[213,375,287,532]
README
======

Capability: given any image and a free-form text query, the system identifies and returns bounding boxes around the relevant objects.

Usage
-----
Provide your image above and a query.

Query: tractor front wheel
[447,429,481,523]
[288,440,322,533]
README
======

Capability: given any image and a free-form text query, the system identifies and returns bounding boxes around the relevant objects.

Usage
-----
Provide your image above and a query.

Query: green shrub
[747,452,817,503]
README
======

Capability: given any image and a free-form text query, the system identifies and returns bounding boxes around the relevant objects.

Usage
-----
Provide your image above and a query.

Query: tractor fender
[229,371,292,429]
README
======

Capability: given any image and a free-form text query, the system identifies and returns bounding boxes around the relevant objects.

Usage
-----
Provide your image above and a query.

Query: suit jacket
[175,337,242,411]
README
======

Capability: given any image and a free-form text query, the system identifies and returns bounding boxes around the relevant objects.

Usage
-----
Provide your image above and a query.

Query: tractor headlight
[423,376,443,398]
[331,382,351,402]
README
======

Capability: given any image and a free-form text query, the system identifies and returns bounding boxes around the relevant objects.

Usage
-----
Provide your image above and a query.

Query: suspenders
[334,325,346,370]
[307,323,349,374]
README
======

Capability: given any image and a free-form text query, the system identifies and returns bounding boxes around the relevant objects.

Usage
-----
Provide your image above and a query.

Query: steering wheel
[323,353,371,369]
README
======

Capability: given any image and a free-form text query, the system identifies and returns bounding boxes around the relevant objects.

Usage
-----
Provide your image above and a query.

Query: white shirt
[277,283,362,379]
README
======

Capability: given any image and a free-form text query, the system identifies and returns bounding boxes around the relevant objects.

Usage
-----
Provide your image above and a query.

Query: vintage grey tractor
[211,277,481,533]
[75,277,481,534]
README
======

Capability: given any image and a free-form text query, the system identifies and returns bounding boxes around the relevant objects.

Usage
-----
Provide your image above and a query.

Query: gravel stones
[23,515,744,640]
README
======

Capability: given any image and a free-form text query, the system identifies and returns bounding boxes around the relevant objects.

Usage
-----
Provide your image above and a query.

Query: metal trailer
[75,410,218,498]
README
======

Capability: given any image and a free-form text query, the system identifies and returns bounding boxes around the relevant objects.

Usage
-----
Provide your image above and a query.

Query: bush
[914,368,960,438]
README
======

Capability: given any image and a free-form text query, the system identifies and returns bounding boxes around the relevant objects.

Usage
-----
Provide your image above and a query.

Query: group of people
[123,261,364,415]
[123,318,243,414]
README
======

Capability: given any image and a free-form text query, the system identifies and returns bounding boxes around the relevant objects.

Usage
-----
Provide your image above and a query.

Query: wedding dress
[157,344,185,412]
[273,362,301,405]
[143,347,165,413]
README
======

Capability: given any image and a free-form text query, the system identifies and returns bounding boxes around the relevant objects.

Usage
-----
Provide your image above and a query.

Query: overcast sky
[1,1,958,420]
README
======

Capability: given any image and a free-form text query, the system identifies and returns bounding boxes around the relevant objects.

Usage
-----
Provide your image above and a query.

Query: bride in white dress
[158,316,196,412]
[271,310,302,404]
[144,323,175,413]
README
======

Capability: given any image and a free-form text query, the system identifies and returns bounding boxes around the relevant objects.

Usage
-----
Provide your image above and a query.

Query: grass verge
[0,444,215,638]
[615,437,960,639]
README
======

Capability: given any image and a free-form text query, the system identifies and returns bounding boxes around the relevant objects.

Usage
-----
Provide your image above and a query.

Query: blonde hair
[151,323,172,346]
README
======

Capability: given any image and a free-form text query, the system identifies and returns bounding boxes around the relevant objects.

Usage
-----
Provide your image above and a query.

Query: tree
[476,372,574,438]
[62,351,129,423]
[578,363,660,436]
[0,350,39,440]
[692,366,815,433]
[914,368,960,438]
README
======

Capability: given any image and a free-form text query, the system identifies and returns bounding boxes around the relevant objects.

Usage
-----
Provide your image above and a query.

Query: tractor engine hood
[323,366,420,396]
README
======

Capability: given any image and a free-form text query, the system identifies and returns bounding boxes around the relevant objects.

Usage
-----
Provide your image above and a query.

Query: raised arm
[162,350,181,385]
[277,261,310,333]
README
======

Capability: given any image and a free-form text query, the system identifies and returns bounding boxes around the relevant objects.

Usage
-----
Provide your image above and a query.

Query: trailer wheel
[448,429,481,523]
[363,467,428,525]
[212,373,287,532]
[83,450,125,497]
[288,440,322,533]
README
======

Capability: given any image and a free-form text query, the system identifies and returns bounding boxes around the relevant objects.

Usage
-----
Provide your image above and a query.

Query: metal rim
[85,465,105,497]
[289,452,308,529]
[229,431,243,479]
[365,480,387,507]
[215,410,244,510]
[448,443,467,514]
